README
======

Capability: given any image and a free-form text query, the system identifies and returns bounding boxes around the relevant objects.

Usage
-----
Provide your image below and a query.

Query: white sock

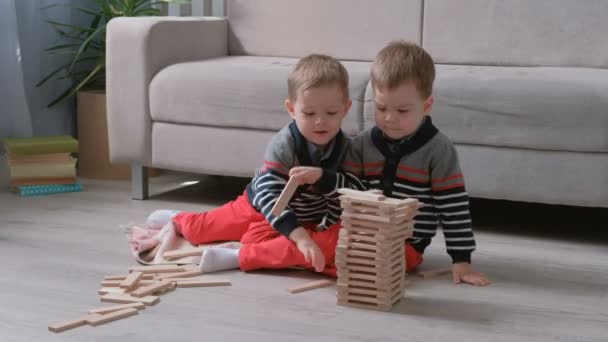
[199,247,240,273]
[146,210,181,229]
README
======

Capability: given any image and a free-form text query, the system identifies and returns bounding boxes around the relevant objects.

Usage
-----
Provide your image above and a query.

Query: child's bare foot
[146,210,181,229]
[199,247,240,273]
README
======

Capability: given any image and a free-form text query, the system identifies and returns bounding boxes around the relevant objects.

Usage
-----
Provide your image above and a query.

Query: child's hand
[289,227,325,272]
[452,263,490,286]
[289,167,323,185]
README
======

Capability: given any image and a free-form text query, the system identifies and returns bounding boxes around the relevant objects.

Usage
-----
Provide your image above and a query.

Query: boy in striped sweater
[146,54,363,276]
[343,41,490,286]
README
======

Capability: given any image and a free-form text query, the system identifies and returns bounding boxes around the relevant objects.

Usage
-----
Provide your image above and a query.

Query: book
[9,177,77,187]
[9,159,77,179]
[15,182,83,197]
[8,152,74,165]
[2,135,78,155]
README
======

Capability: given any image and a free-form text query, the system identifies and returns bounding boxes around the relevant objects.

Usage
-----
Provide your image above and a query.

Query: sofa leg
[131,164,149,200]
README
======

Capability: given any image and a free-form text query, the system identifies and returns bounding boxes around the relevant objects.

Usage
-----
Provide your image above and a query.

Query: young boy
[146,54,362,276]
[343,41,490,286]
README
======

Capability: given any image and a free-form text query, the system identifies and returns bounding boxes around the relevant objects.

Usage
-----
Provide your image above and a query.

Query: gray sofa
[106,0,608,207]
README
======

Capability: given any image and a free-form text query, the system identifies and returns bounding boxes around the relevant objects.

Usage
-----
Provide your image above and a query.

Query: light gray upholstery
[106,2,608,207]
[227,0,422,60]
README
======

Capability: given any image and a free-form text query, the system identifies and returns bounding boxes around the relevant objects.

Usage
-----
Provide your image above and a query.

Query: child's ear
[285,99,296,119]
[423,95,434,115]
[343,99,352,117]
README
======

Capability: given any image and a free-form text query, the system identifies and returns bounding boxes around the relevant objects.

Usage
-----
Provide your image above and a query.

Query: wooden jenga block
[101,279,156,288]
[100,293,159,305]
[159,269,203,280]
[97,287,126,295]
[130,280,173,298]
[120,271,143,290]
[85,307,138,326]
[88,302,145,314]
[338,188,386,201]
[163,246,205,260]
[271,176,299,217]
[287,279,334,294]
[104,273,154,281]
[128,265,189,274]
[176,278,231,288]
[48,316,92,333]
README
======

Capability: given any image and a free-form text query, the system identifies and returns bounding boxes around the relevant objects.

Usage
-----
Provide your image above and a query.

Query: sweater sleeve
[430,140,476,263]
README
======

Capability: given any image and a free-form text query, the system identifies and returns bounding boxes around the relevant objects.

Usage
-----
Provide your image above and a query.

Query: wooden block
[85,307,138,326]
[104,273,154,281]
[100,293,159,305]
[130,280,173,298]
[48,316,91,333]
[338,188,386,201]
[416,267,452,279]
[129,265,189,274]
[88,302,145,314]
[287,279,334,294]
[120,271,143,290]
[271,176,299,217]
[97,287,125,295]
[176,278,231,288]
[101,279,156,287]
[163,246,205,260]
[159,270,203,280]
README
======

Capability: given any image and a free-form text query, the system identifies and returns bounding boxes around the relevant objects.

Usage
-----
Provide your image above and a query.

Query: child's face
[374,81,434,140]
[285,84,351,146]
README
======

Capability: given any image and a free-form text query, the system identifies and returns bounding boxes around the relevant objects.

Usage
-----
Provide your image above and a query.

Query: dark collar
[371,116,438,158]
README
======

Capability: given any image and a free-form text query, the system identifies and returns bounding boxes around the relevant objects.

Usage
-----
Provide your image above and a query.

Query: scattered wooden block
[176,278,231,288]
[88,302,145,314]
[48,316,92,333]
[271,176,299,216]
[120,271,143,290]
[416,267,452,279]
[128,265,189,274]
[104,273,154,281]
[101,279,156,287]
[287,279,334,294]
[100,293,159,306]
[159,270,203,280]
[131,280,173,298]
[97,287,125,295]
[163,247,205,260]
[85,307,138,326]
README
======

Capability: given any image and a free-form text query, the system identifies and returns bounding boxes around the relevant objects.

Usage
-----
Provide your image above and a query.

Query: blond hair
[288,54,349,102]
[371,41,435,98]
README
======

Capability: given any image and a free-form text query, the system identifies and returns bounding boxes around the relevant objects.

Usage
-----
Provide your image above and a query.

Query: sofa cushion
[432,65,608,153]
[227,0,422,60]
[150,56,370,136]
[423,0,608,68]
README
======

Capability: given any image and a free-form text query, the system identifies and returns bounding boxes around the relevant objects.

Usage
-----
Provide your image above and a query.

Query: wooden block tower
[336,188,420,311]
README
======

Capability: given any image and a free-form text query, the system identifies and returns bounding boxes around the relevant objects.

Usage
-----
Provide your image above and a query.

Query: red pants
[173,191,423,276]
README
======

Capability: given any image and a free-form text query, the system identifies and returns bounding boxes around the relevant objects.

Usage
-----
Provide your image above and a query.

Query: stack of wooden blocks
[336,188,420,311]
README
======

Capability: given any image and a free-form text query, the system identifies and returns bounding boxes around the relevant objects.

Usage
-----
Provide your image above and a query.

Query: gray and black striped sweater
[246,121,365,238]
[342,117,476,263]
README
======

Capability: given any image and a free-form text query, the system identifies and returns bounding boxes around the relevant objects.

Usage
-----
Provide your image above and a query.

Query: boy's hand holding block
[271,176,299,217]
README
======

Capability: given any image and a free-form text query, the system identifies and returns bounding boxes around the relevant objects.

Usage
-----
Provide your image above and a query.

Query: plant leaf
[68,26,104,72]
[36,56,100,87]
[46,20,97,33]
[47,61,105,107]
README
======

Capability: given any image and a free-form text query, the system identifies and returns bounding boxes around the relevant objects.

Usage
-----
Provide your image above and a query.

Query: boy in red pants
[147,54,363,276]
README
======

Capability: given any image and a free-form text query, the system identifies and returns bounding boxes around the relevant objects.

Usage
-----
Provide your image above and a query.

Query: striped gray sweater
[342,117,476,263]
[246,121,364,237]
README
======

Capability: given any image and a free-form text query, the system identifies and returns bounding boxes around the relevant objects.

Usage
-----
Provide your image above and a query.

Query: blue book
[16,182,83,197]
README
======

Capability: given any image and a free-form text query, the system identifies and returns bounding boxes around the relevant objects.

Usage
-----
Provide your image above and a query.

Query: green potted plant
[37,0,189,179]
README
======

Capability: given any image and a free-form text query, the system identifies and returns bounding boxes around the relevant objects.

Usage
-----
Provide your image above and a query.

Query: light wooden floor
[1,173,607,342]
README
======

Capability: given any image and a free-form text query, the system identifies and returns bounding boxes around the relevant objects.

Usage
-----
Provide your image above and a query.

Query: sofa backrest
[227,0,422,61]
[423,0,608,68]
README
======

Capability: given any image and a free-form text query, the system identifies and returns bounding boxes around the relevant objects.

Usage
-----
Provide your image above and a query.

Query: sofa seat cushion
[150,56,371,135]
[431,65,608,153]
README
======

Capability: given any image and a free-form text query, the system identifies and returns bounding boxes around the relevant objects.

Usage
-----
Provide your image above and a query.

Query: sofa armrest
[106,17,228,164]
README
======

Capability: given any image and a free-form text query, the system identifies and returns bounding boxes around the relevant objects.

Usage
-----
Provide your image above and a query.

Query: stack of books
[2,135,82,196]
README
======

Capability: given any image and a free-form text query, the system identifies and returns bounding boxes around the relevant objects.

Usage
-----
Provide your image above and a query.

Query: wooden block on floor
[131,280,173,298]
[176,278,231,288]
[120,271,143,290]
[104,273,154,281]
[48,316,92,333]
[271,176,299,217]
[88,302,145,315]
[416,267,452,279]
[101,279,156,288]
[163,246,205,260]
[287,279,334,294]
[97,287,125,295]
[100,293,159,305]
[85,307,138,326]
[128,264,189,274]
[159,270,203,280]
